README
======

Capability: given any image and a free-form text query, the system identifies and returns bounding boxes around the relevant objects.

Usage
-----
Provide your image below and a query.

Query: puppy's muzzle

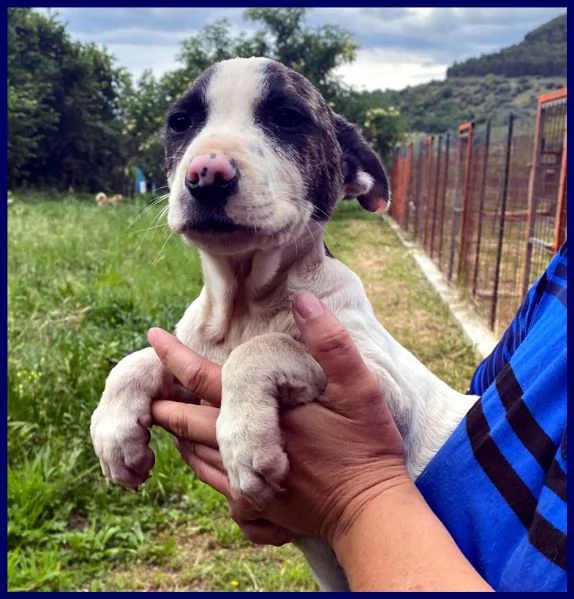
[185,153,239,205]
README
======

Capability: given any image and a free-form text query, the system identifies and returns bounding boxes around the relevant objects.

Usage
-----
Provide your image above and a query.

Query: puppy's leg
[90,347,172,490]
[295,537,350,592]
[217,333,326,507]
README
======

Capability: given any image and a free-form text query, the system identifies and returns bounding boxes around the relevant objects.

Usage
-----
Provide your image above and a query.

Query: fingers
[176,439,232,498]
[292,293,376,389]
[177,438,224,472]
[148,327,223,407]
[236,521,294,547]
[157,382,201,405]
[175,439,291,546]
[151,400,219,448]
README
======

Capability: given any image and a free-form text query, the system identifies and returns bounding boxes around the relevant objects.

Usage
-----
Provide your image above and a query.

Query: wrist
[326,461,412,547]
[329,480,493,592]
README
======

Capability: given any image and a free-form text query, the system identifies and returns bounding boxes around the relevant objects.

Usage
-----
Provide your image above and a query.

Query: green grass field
[8,193,479,591]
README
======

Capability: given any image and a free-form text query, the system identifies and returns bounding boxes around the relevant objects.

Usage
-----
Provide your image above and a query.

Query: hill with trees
[447,14,566,78]
[375,13,566,134]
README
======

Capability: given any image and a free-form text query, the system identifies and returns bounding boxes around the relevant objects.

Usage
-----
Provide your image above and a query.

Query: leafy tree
[8,8,128,192]
[122,8,400,187]
[8,9,64,184]
[7,8,406,192]
[242,8,357,101]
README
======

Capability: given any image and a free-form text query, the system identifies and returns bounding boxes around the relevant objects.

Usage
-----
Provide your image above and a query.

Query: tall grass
[8,193,224,590]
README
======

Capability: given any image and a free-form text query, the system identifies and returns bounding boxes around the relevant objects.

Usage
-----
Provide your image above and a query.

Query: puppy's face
[164,57,390,255]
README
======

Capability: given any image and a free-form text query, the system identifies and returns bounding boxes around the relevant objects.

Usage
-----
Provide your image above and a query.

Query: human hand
[149,293,410,546]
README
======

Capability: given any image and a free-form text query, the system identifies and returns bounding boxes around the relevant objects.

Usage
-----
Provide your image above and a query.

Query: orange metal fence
[389,89,567,336]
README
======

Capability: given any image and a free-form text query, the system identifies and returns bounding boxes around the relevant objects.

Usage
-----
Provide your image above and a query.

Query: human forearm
[333,481,494,592]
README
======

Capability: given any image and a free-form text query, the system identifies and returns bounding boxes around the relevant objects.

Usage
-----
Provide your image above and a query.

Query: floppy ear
[333,114,391,213]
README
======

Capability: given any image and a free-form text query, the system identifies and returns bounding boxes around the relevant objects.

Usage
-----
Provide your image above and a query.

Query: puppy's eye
[269,107,308,130]
[168,112,192,133]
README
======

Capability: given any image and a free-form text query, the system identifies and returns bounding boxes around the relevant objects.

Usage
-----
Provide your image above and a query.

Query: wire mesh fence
[389,88,567,336]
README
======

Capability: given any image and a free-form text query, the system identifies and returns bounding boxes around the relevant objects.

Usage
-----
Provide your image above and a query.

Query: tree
[123,8,402,183]
[8,8,128,191]
[242,8,357,101]
[8,8,405,192]
[8,9,64,184]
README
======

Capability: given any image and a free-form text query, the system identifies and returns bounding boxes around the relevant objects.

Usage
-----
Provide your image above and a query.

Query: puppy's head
[164,57,390,255]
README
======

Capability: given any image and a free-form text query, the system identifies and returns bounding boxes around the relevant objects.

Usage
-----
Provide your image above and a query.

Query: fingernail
[294,292,324,321]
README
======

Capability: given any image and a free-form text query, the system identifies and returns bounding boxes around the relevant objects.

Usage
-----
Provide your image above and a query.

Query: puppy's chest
[178,303,298,366]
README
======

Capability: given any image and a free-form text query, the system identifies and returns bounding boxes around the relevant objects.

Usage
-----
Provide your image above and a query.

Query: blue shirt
[416,243,567,592]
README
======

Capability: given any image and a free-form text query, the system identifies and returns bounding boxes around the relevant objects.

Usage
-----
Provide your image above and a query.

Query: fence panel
[522,90,568,296]
[389,88,567,336]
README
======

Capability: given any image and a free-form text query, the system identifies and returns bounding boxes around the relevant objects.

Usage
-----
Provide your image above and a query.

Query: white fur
[90,57,479,592]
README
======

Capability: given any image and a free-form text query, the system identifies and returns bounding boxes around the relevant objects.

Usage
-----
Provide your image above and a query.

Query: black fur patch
[254,61,344,223]
[163,66,215,175]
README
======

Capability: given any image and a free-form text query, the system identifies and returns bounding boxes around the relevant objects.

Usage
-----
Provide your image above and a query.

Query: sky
[37,7,566,91]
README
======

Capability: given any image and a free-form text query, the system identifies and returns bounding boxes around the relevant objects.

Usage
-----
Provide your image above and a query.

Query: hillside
[448,14,566,78]
[373,13,567,134]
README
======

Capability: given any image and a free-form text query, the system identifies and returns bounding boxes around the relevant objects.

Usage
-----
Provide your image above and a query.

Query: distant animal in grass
[96,192,124,206]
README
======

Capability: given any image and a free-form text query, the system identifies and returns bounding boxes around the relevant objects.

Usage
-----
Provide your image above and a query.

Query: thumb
[147,327,222,407]
[151,400,219,448]
[292,293,376,389]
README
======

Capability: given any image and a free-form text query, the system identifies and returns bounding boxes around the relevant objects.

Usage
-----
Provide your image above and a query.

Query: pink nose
[186,153,237,188]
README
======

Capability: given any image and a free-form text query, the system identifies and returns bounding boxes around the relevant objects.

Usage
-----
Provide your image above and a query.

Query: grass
[8,192,478,591]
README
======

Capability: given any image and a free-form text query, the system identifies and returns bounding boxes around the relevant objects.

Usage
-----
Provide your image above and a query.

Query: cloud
[35,7,566,88]
[335,48,448,92]
[312,7,567,63]
[40,7,233,35]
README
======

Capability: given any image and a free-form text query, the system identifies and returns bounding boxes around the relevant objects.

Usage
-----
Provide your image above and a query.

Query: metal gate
[522,89,568,296]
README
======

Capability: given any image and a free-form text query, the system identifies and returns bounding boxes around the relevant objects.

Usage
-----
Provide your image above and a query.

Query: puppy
[95,192,107,205]
[96,192,124,205]
[90,57,478,592]
[109,194,124,205]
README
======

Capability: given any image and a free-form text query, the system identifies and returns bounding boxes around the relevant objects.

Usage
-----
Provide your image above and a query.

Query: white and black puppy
[91,57,477,592]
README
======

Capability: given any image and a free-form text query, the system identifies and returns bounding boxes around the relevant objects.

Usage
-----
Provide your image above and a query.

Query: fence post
[448,132,462,280]
[521,99,543,296]
[448,122,473,281]
[553,117,567,252]
[415,142,425,240]
[429,134,443,258]
[472,119,491,297]
[490,113,514,331]
[438,131,450,265]
[391,146,403,224]
[403,142,413,228]
[422,136,434,248]
[457,121,476,281]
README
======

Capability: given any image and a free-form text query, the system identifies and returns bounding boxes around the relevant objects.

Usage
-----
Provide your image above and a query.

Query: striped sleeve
[416,243,567,591]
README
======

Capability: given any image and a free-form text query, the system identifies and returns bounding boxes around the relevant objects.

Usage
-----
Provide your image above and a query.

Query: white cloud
[335,48,448,92]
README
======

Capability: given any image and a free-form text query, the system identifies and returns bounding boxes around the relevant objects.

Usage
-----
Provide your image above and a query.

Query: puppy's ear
[334,114,391,213]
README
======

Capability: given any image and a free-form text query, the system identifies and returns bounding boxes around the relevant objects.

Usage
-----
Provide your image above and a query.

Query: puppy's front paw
[217,413,289,509]
[90,397,155,491]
